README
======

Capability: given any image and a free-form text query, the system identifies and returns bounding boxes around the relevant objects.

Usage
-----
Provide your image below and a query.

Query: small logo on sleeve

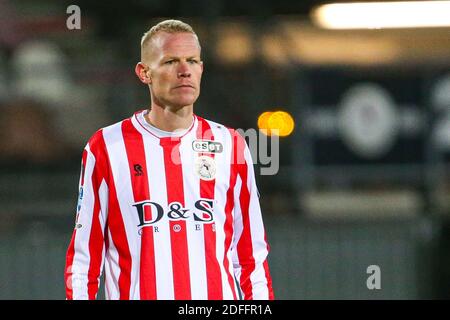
[76,186,84,212]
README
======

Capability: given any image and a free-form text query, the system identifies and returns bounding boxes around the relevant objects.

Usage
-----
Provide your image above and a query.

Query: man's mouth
[174,84,195,89]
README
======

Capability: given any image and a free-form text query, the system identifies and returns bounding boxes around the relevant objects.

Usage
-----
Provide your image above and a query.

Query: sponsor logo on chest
[192,140,223,154]
[132,199,216,234]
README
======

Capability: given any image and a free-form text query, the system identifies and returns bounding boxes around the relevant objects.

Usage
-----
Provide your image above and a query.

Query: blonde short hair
[140,19,200,60]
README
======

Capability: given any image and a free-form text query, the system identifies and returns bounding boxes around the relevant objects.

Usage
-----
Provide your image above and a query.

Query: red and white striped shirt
[65,110,274,300]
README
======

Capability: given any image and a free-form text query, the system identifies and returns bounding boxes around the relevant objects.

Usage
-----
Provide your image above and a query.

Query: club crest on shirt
[195,155,216,181]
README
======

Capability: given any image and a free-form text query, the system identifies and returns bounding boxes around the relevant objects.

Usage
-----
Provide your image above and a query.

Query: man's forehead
[153,32,200,55]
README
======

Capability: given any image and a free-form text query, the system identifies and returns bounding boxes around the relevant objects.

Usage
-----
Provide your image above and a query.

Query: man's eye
[165,60,174,64]
[188,60,198,64]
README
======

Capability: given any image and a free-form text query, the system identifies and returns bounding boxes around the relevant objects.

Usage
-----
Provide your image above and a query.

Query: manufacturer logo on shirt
[195,156,216,181]
[192,140,223,154]
[134,164,143,176]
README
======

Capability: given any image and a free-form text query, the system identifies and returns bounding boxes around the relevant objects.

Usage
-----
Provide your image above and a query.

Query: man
[65,19,274,300]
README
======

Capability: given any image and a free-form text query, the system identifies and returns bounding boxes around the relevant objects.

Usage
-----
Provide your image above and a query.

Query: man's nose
[177,62,191,78]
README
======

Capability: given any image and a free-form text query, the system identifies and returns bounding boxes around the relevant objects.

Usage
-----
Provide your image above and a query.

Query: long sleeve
[65,132,109,300]
[231,131,274,300]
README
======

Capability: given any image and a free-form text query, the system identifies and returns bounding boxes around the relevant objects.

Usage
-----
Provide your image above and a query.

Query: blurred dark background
[0,0,449,299]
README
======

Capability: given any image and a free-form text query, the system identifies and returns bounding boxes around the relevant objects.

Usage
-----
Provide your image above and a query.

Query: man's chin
[165,101,196,111]
[170,97,198,109]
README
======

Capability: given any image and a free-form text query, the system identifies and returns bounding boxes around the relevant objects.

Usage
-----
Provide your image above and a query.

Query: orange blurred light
[257,110,295,137]
[258,111,272,131]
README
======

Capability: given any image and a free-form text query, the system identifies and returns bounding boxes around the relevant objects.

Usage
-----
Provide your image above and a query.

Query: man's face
[145,32,203,109]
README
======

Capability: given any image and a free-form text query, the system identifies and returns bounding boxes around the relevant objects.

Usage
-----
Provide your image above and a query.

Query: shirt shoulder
[195,116,240,140]
[86,116,130,152]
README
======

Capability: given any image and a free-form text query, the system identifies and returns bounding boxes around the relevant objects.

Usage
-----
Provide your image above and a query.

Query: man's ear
[135,62,151,84]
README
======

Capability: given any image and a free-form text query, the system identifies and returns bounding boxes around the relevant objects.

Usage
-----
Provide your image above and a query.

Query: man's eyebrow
[162,55,200,60]
[162,56,179,60]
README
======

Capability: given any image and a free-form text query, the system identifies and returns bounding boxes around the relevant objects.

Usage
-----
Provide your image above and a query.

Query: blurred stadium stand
[0,0,449,299]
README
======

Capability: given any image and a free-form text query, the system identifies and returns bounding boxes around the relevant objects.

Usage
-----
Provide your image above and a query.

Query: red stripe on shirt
[235,132,256,300]
[66,131,109,300]
[122,119,157,299]
[100,131,133,299]
[160,137,191,300]
[65,148,88,299]
[196,117,223,299]
[87,174,104,299]
[263,233,275,300]
[224,129,241,300]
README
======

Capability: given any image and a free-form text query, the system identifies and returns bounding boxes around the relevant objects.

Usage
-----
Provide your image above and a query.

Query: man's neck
[145,103,194,132]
